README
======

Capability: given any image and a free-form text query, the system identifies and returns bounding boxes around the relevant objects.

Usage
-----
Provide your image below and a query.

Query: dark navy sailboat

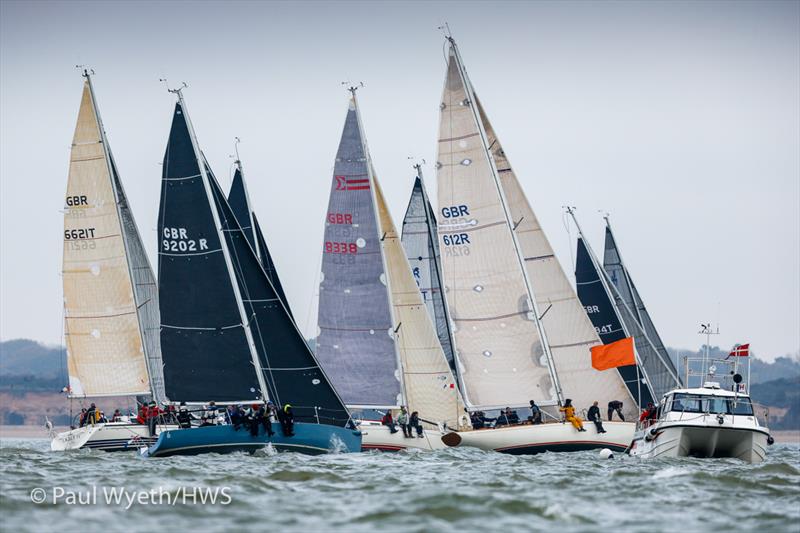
[143,87,360,457]
[568,208,681,407]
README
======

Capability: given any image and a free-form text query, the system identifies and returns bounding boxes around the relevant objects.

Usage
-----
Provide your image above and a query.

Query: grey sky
[1,1,798,360]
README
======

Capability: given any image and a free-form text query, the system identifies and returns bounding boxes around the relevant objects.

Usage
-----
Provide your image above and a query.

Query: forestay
[63,79,151,397]
[316,98,400,408]
[436,46,553,410]
[158,102,261,403]
[603,225,680,399]
[401,173,456,370]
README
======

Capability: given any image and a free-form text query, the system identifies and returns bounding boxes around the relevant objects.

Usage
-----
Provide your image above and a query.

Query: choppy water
[1,439,798,533]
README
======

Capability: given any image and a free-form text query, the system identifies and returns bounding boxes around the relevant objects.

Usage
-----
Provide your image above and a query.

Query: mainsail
[575,235,654,406]
[317,93,465,426]
[437,38,635,411]
[316,97,400,408]
[158,100,262,403]
[63,74,157,398]
[603,222,680,398]
[227,165,293,318]
[401,168,457,372]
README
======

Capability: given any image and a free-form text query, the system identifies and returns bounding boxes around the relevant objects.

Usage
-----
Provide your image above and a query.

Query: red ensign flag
[591,337,636,371]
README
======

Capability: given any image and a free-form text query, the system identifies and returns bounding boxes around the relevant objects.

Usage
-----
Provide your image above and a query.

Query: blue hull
[142,423,362,457]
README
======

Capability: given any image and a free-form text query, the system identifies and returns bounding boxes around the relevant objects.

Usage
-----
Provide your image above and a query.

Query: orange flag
[591,337,636,371]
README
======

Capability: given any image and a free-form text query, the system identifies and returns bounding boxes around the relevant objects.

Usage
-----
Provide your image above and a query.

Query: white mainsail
[63,77,152,397]
[374,172,467,429]
[437,39,634,412]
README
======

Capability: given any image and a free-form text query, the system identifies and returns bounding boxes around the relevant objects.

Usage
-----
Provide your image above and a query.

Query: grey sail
[315,98,401,408]
[401,172,456,371]
[603,224,680,398]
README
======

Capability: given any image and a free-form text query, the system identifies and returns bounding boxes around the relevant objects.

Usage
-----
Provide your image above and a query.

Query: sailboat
[143,87,360,457]
[52,71,170,452]
[315,90,468,452]
[570,209,681,407]
[436,37,637,454]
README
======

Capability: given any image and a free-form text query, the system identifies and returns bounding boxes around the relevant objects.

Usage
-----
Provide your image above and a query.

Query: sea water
[1,438,798,532]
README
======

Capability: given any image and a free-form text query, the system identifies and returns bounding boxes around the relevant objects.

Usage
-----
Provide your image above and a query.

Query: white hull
[442,421,635,454]
[629,423,770,463]
[359,422,447,451]
[50,422,171,452]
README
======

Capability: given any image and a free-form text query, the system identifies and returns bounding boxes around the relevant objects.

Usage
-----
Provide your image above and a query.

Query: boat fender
[716,414,724,425]
[599,448,614,460]
[767,435,775,446]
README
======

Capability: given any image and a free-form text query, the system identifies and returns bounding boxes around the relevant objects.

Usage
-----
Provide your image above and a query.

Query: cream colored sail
[63,81,150,397]
[436,47,556,410]
[374,173,468,429]
[475,97,635,412]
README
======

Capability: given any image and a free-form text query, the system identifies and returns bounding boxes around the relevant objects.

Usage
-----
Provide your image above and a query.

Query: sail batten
[63,78,154,398]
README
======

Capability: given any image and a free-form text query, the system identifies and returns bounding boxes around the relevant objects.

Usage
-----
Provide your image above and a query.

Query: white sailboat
[52,71,170,452]
[436,36,637,454]
[316,89,469,451]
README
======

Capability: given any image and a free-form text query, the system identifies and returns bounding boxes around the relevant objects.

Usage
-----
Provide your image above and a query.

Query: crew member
[176,402,194,429]
[608,400,625,421]
[278,404,295,437]
[529,400,543,425]
[587,401,606,433]
[560,399,586,432]
[409,411,424,438]
[381,410,398,434]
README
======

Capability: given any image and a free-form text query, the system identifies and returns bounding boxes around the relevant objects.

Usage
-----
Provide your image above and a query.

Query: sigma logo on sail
[162,227,208,253]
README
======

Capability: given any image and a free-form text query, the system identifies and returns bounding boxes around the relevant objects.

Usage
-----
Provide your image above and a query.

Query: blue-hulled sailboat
[143,87,360,457]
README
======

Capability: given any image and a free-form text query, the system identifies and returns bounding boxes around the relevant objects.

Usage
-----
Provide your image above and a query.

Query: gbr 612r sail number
[162,227,208,253]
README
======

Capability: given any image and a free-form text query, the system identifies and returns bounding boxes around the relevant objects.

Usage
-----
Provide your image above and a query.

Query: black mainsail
[400,166,457,372]
[158,101,262,403]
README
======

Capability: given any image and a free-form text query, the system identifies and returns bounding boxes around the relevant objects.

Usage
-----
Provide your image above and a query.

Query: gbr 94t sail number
[162,227,208,253]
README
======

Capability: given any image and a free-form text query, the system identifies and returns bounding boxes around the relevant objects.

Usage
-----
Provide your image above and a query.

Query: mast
[566,207,656,404]
[82,70,157,400]
[604,215,681,386]
[169,86,270,403]
[414,162,462,392]
[232,139,262,262]
[447,37,563,405]
[350,86,407,408]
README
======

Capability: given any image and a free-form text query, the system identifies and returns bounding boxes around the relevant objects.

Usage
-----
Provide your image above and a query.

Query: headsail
[227,166,293,318]
[437,39,634,412]
[603,222,680,398]
[316,98,401,408]
[575,235,654,406]
[375,167,466,429]
[63,76,153,398]
[207,162,350,425]
[401,169,457,372]
[157,101,262,403]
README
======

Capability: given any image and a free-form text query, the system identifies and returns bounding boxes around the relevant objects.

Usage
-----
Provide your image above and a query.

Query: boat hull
[359,422,447,451]
[50,422,168,452]
[441,421,635,454]
[142,422,362,457]
[629,423,770,463]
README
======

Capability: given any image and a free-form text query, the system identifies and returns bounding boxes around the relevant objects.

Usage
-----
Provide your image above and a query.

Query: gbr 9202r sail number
[162,227,208,253]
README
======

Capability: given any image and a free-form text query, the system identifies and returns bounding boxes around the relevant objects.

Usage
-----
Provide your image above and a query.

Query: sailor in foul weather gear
[381,411,399,434]
[277,404,295,436]
[176,402,194,429]
[529,400,543,425]
[409,411,424,437]
[608,400,625,421]
[397,407,411,438]
[560,399,586,432]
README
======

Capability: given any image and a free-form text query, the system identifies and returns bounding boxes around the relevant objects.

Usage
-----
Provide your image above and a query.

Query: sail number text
[327,212,353,225]
[162,227,208,253]
[324,241,358,254]
[64,228,96,240]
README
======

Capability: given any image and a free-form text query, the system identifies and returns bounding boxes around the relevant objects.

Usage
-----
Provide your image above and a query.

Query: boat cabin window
[670,393,754,415]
